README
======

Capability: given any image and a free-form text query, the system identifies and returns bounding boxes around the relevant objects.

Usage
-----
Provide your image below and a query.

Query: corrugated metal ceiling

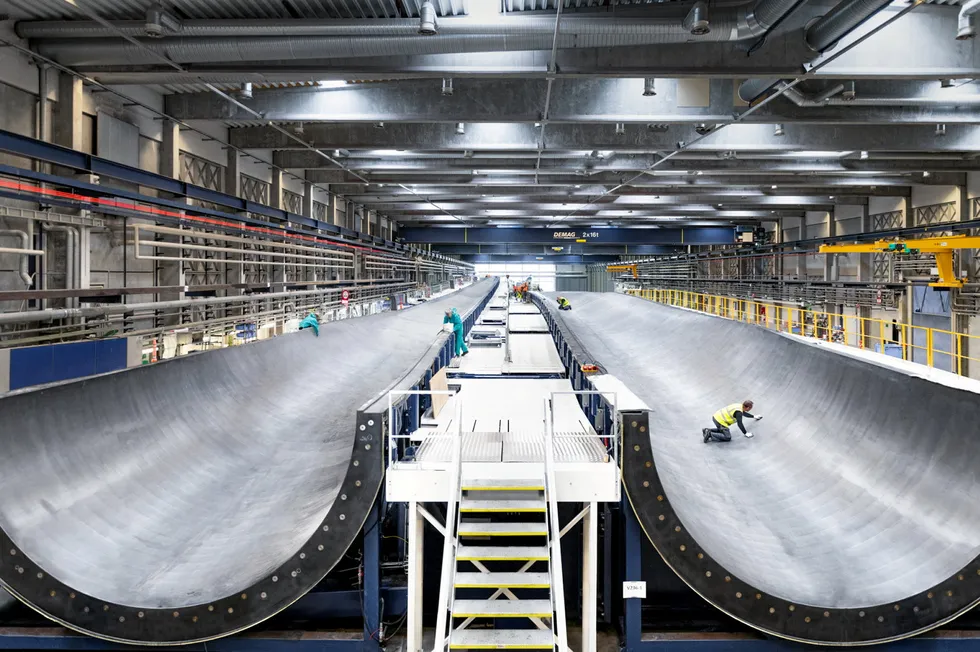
[505,0,676,9]
[3,0,467,21]
[4,0,960,20]
[158,81,318,94]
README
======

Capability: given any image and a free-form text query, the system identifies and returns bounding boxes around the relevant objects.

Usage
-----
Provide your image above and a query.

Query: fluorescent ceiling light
[370,149,411,156]
[317,80,348,89]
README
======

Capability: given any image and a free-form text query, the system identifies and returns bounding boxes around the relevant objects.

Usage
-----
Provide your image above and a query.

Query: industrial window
[474,263,557,292]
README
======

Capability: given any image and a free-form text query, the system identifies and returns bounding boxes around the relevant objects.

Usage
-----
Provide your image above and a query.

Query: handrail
[543,397,568,652]
[550,390,620,493]
[386,389,457,469]
[432,393,464,652]
[628,287,980,377]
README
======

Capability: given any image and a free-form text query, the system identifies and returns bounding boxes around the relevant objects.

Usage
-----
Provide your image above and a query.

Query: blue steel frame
[0,130,425,257]
[528,292,980,652]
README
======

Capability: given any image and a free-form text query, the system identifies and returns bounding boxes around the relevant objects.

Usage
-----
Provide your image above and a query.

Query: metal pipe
[804,0,893,51]
[0,231,39,286]
[957,0,980,39]
[0,282,399,326]
[779,82,980,106]
[29,0,806,66]
[739,0,893,102]
[683,1,711,35]
[419,0,437,35]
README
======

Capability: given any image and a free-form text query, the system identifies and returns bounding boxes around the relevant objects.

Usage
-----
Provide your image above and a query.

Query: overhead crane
[606,263,638,279]
[820,234,980,288]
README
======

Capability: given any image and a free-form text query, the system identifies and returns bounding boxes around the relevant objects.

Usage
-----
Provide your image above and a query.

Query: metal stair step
[457,545,549,561]
[460,498,546,513]
[458,522,547,537]
[452,599,553,619]
[461,479,544,492]
[450,628,554,650]
[454,572,550,589]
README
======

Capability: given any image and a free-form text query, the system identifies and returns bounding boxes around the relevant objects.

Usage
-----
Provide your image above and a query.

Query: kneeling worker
[443,308,469,358]
[703,400,762,442]
[299,312,320,337]
[557,296,572,311]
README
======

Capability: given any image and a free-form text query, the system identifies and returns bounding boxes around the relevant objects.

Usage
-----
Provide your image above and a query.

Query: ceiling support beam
[168,78,980,125]
[230,122,980,153]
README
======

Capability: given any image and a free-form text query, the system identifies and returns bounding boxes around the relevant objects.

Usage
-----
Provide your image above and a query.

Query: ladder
[438,476,565,651]
[432,398,569,652]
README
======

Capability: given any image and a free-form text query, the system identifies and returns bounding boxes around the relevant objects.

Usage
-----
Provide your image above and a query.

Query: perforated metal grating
[414,431,608,464]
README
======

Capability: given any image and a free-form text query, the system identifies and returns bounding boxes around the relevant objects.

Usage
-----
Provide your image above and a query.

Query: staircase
[437,475,565,651]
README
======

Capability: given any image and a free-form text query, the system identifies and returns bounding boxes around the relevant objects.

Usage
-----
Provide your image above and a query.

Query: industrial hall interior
[1,0,980,651]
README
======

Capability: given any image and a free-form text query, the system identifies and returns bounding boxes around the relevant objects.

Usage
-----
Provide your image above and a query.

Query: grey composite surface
[548,292,980,610]
[0,280,492,611]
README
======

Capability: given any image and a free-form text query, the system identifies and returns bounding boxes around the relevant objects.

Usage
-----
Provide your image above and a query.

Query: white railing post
[504,290,512,364]
[432,394,464,652]
[543,398,568,652]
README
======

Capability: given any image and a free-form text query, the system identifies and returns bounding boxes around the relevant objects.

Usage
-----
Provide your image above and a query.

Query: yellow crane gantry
[607,263,638,279]
[819,234,980,288]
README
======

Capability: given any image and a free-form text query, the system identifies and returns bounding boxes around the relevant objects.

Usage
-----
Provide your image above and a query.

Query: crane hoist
[819,234,980,289]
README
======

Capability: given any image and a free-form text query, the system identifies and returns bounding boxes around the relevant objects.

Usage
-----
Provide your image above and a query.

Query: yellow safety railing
[626,288,980,377]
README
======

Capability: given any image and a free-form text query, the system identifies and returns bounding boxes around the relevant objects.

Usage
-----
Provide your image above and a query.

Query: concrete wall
[833,205,865,281]
[804,211,830,279]
[869,196,904,214]
[911,185,959,210]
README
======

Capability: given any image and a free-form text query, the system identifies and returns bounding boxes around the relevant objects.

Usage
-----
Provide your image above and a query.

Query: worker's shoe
[702,428,711,443]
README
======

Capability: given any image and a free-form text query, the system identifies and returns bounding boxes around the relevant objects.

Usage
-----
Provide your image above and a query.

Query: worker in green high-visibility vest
[702,400,762,443]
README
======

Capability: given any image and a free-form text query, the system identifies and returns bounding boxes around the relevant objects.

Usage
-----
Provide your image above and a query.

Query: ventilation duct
[26,0,804,67]
[804,0,894,50]
[777,81,980,107]
[739,0,895,103]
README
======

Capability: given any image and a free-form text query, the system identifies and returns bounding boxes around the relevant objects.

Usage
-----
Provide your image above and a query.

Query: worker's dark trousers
[705,418,732,442]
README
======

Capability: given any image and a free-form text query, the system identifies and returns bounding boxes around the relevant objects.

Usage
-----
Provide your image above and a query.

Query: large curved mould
[0,279,495,645]
[540,292,980,645]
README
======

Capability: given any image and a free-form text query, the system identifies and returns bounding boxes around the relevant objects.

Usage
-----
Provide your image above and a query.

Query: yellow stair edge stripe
[460,507,546,513]
[454,583,550,589]
[457,555,549,561]
[461,486,545,492]
[452,612,553,619]
[459,531,547,537]
[450,646,552,650]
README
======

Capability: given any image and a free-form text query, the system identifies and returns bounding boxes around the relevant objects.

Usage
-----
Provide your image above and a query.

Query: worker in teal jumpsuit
[299,312,320,337]
[443,308,469,357]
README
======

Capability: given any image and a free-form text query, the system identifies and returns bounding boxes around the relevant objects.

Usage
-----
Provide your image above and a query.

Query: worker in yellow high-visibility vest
[703,400,762,443]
